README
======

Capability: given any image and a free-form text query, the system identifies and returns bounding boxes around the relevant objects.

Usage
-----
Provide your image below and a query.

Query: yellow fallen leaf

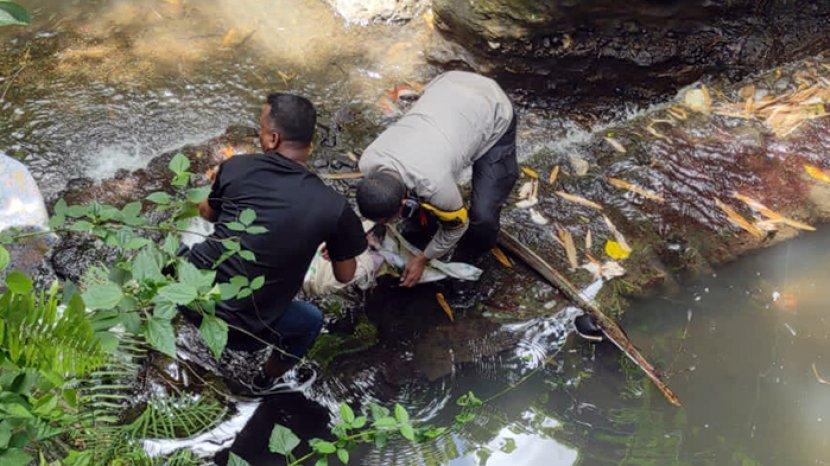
[805,164,830,183]
[436,292,454,322]
[221,28,239,47]
[490,247,513,268]
[732,193,815,231]
[605,240,631,260]
[521,166,539,179]
[607,177,665,203]
[602,215,632,253]
[557,227,578,269]
[556,191,603,210]
[645,123,669,140]
[714,198,764,239]
[604,137,627,153]
[548,165,560,185]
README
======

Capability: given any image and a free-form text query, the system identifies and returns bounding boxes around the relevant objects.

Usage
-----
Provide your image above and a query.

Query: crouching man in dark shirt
[186,93,367,389]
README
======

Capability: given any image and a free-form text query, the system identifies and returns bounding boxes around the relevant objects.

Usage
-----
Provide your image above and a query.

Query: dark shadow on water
[215,392,331,466]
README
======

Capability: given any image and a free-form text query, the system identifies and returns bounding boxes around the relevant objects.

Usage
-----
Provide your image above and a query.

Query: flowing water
[2,2,830,465]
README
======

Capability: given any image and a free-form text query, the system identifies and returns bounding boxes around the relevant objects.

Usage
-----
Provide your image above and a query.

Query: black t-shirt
[188,153,367,335]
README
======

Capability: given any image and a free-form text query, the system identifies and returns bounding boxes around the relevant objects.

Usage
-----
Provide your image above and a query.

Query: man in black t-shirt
[187,93,367,387]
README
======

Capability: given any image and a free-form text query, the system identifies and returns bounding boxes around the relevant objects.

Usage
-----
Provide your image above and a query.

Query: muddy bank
[429,0,830,109]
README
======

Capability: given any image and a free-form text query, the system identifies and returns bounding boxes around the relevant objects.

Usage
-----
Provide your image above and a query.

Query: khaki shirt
[359,71,513,259]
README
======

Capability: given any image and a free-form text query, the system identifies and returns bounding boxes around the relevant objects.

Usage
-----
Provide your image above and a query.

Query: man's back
[188,153,366,335]
[359,71,513,207]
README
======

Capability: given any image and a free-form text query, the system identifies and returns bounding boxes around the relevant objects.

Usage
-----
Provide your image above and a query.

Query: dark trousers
[183,300,323,359]
[452,115,519,263]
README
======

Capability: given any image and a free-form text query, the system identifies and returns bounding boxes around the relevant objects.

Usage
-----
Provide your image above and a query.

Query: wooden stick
[498,230,682,407]
[320,172,363,180]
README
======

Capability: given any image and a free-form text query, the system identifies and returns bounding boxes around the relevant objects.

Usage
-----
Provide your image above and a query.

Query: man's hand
[401,254,428,287]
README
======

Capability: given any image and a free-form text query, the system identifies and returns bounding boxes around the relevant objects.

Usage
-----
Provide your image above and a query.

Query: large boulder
[430,0,830,107]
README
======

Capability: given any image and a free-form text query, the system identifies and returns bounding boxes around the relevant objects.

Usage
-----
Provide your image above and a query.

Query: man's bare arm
[198,199,218,222]
[331,258,357,284]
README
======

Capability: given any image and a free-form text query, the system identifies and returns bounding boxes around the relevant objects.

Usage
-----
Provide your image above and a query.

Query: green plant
[0,2,28,27]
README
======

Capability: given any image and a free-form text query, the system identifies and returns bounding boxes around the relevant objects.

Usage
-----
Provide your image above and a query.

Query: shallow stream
[2,1,829,465]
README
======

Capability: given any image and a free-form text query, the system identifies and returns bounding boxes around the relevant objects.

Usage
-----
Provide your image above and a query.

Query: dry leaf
[557,227,578,268]
[490,247,513,268]
[714,198,764,238]
[548,165,560,185]
[515,198,539,209]
[585,230,593,250]
[517,180,535,199]
[605,240,631,260]
[733,192,815,231]
[529,208,549,225]
[435,293,454,322]
[556,191,603,210]
[684,86,712,114]
[320,172,363,180]
[645,123,669,140]
[805,164,830,183]
[604,137,627,153]
[521,166,540,179]
[581,256,626,280]
[602,215,632,252]
[739,84,756,100]
[607,177,665,203]
[666,106,688,121]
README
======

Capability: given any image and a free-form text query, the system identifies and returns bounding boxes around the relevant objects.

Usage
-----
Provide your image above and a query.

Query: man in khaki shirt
[357,71,518,287]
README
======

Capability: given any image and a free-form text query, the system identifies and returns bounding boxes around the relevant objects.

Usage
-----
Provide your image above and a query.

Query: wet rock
[430,0,830,108]
[325,0,423,25]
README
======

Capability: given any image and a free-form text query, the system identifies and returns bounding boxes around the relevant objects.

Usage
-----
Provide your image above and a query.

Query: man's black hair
[356,172,406,221]
[265,93,316,146]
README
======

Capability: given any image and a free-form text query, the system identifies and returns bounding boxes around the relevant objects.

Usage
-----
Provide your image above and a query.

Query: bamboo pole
[498,230,682,407]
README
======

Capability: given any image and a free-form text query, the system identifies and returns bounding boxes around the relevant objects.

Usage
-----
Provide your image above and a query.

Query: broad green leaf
[339,403,355,424]
[82,282,123,310]
[250,275,265,290]
[239,208,256,226]
[69,220,94,232]
[153,300,177,320]
[226,222,246,232]
[229,275,248,287]
[311,440,337,454]
[0,2,30,26]
[350,416,366,429]
[171,172,190,188]
[131,248,164,282]
[161,233,180,256]
[1,403,33,419]
[199,314,228,360]
[399,424,415,441]
[186,186,211,204]
[157,283,197,305]
[268,424,300,455]
[178,260,214,290]
[373,416,397,429]
[236,288,252,299]
[239,250,256,262]
[48,214,65,229]
[121,201,142,222]
[53,198,68,216]
[315,457,328,466]
[0,420,11,448]
[222,240,241,252]
[336,448,349,465]
[218,282,242,300]
[5,270,32,294]
[146,317,176,358]
[227,453,251,466]
[0,447,33,466]
[246,225,268,235]
[394,404,409,423]
[168,153,191,175]
[146,192,172,205]
[0,245,9,271]
[65,205,88,218]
